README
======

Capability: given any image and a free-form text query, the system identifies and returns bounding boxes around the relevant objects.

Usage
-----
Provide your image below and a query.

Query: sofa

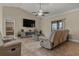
[40,30,69,49]
[0,39,21,56]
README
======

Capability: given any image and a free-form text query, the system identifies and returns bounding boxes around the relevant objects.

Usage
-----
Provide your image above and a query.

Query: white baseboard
[69,39,79,43]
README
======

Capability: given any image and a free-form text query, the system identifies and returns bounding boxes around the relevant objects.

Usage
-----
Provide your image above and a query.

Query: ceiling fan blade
[43,12,50,14]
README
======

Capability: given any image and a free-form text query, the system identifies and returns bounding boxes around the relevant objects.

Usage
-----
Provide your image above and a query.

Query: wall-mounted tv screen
[23,19,35,27]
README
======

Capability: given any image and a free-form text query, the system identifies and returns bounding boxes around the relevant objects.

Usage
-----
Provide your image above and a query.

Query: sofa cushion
[50,30,56,43]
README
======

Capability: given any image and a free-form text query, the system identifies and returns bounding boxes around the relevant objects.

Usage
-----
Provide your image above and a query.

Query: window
[51,20,64,31]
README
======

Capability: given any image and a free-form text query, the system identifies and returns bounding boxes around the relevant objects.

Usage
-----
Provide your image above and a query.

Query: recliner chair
[40,30,69,49]
[0,39,21,56]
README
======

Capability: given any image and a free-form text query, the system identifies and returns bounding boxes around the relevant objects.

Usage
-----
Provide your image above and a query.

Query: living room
[0,3,79,56]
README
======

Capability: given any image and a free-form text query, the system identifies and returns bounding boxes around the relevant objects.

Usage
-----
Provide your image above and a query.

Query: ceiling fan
[32,3,50,16]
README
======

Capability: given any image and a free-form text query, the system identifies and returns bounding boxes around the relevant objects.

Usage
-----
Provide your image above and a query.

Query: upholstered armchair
[0,41,21,56]
[0,33,21,56]
[40,30,69,49]
[40,31,56,49]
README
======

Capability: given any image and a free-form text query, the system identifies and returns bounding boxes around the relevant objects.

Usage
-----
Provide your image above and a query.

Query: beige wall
[0,6,3,36]
[1,6,79,42]
[64,11,79,42]
[41,9,79,42]
[41,15,64,39]
[2,6,41,37]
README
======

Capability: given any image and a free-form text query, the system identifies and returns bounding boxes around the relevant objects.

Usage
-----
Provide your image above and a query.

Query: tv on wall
[23,19,35,27]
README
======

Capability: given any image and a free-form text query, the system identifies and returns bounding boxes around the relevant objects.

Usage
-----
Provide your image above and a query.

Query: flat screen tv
[23,19,35,27]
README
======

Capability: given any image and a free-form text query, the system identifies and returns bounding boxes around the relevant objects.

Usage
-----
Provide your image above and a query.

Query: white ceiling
[0,3,79,19]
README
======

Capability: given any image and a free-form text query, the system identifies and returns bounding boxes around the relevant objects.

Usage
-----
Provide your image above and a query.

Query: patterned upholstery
[40,29,69,49]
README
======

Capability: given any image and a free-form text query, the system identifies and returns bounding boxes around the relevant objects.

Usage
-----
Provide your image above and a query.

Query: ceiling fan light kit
[38,9,43,16]
[32,3,49,16]
[38,12,43,16]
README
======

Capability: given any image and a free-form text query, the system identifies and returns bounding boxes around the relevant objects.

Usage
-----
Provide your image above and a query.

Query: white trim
[57,8,79,17]
[69,39,79,43]
[47,8,79,20]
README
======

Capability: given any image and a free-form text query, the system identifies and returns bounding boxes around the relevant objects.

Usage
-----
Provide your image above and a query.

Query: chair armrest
[39,36,48,41]
[40,38,51,44]
[40,38,53,49]
[40,38,48,42]
[3,40,21,48]
[40,38,48,41]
